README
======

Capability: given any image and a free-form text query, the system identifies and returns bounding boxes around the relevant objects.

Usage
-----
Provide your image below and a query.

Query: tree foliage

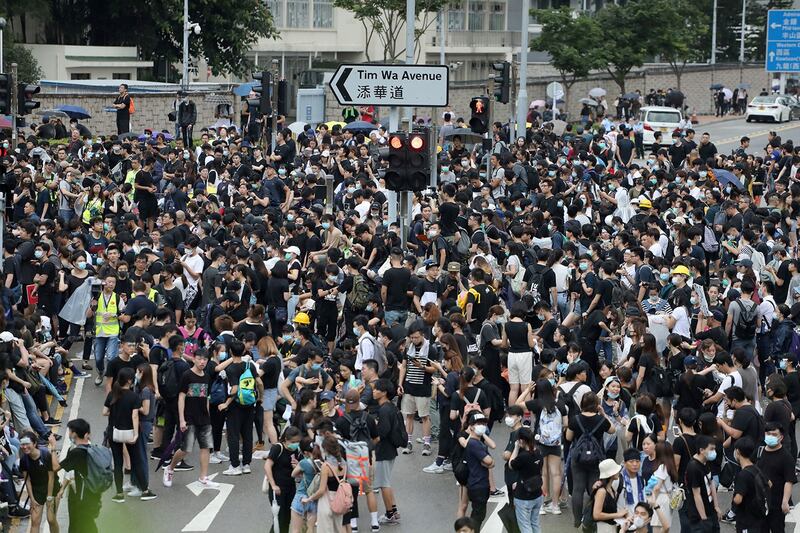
[594,1,658,93]
[6,42,43,83]
[646,0,709,89]
[333,0,449,62]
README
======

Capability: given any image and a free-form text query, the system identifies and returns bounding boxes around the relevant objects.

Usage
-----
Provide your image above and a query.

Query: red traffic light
[409,134,425,151]
[471,98,486,114]
[389,135,404,150]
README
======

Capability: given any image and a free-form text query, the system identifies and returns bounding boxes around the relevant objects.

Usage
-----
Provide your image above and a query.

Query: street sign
[766,9,800,72]
[329,64,449,107]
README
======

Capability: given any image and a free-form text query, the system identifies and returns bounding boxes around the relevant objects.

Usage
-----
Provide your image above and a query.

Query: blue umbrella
[709,83,724,90]
[138,131,175,142]
[56,105,91,119]
[342,120,377,132]
[233,82,259,97]
[712,169,744,190]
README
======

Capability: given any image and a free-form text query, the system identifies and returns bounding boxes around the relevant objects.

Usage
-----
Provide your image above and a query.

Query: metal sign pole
[10,63,16,146]
[271,58,279,153]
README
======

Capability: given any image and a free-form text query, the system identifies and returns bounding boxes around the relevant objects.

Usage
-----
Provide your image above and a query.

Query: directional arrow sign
[767,9,800,72]
[182,473,235,532]
[329,64,449,107]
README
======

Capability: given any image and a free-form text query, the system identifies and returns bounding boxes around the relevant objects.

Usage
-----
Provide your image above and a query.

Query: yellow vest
[129,289,158,302]
[95,292,120,337]
[81,198,103,225]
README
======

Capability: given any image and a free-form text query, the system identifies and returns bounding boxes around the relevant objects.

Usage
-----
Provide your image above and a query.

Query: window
[489,2,504,30]
[70,73,90,80]
[112,73,131,79]
[287,0,310,27]
[267,0,284,27]
[468,1,485,31]
[313,0,333,27]
[448,2,466,31]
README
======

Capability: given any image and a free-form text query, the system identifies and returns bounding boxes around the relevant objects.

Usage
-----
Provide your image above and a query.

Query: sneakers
[140,490,158,501]
[199,476,220,489]
[442,460,453,471]
[174,461,194,472]
[721,509,736,523]
[223,465,243,476]
[378,512,400,524]
[242,464,252,474]
[122,480,134,492]
[111,493,125,503]
[421,444,431,456]
[81,362,93,371]
[540,504,549,515]
[150,451,164,461]
[371,525,380,532]
[215,451,230,461]
[9,506,30,517]
[548,503,562,515]
[401,443,413,455]
[94,374,102,386]
[127,487,142,498]
[415,437,426,444]
[422,462,444,474]
[162,468,173,488]
[254,441,265,451]
[209,453,223,464]
[45,418,61,426]
[490,488,505,497]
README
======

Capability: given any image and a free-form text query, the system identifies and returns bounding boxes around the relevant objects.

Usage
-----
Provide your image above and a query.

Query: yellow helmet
[671,265,690,277]
[293,312,311,325]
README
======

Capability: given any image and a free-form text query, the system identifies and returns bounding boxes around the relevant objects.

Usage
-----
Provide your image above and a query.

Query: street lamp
[182,0,201,90]
[0,18,7,73]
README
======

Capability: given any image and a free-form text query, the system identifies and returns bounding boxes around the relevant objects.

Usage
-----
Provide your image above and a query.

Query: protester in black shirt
[759,422,796,532]
[53,419,102,533]
[685,435,721,530]
[732,437,768,532]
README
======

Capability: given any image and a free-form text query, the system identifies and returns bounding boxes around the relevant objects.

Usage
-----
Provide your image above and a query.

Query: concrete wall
[324,63,772,125]
[34,92,231,137]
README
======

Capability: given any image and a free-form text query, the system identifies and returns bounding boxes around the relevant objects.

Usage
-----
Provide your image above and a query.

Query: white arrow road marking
[787,504,800,532]
[479,486,506,532]
[182,473,234,532]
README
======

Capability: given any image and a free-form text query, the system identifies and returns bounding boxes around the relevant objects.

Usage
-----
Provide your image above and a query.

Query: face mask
[119,271,128,279]
[284,253,293,260]
[322,222,330,230]
[598,143,606,149]
[34,250,44,259]
[649,295,659,302]
[557,200,564,207]
[687,180,694,187]
[780,359,788,370]
[282,334,293,342]
[671,276,681,285]
[558,157,566,164]
[347,187,355,194]
[722,278,730,287]
[286,214,295,222]
[441,166,449,172]
[705,450,717,462]
[572,159,581,166]
[96,257,104,266]
[328,275,337,283]
[764,435,780,447]
[278,168,286,176]
[352,327,360,337]
[219,351,228,361]
[607,391,619,399]
[504,417,516,428]
[690,296,697,305]
[428,230,438,238]
[632,516,646,530]
[699,170,707,177]
[366,304,374,312]
[548,378,556,387]
[76,261,87,270]
[608,184,616,192]
[703,354,714,363]
[473,425,487,436]
[736,272,744,280]
[286,442,300,452]
[579,262,589,272]
[311,363,322,371]
[646,159,654,166]
[461,160,469,167]
[536,313,545,321]
[548,170,556,177]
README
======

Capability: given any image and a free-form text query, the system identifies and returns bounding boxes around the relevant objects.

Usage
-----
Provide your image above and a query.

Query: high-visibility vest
[81,198,103,225]
[129,289,158,302]
[95,292,120,337]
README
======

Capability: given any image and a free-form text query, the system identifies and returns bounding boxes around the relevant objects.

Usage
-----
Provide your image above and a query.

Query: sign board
[766,9,800,72]
[329,64,449,107]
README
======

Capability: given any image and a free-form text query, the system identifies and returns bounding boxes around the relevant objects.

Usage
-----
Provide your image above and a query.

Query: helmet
[293,312,311,325]
[671,265,690,277]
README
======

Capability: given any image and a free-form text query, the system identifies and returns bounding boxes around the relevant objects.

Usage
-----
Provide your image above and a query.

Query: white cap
[285,246,301,256]
[0,332,18,343]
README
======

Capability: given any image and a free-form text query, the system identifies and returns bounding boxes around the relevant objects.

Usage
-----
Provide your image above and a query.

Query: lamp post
[182,0,201,90]
[0,18,7,73]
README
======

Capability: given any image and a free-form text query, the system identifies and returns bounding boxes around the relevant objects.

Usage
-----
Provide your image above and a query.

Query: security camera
[193,24,201,35]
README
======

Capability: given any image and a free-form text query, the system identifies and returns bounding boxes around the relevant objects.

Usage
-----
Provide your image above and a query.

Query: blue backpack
[236,364,257,406]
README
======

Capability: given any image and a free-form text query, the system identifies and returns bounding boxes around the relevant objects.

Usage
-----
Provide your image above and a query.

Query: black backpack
[572,416,605,467]
[734,300,758,340]
[560,382,584,419]
[647,365,673,398]
[743,465,769,518]
[478,380,505,422]
[157,359,180,400]
[388,404,408,449]
[451,439,469,485]
[525,264,547,304]
[345,412,373,449]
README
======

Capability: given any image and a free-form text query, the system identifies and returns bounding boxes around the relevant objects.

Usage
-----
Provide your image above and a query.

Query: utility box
[296,87,325,125]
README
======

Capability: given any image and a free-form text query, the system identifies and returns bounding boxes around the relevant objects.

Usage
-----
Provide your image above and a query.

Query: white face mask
[504,416,516,428]
[631,516,646,530]
[473,425,488,436]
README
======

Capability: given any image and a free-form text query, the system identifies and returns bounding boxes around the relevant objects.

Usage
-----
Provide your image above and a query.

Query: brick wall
[35,93,231,137]
[324,63,771,126]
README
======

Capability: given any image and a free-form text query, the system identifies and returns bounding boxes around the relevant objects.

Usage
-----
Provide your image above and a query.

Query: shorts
[291,491,317,516]
[374,460,395,488]
[400,394,430,417]
[538,444,561,457]
[181,424,213,453]
[384,310,408,327]
[507,351,533,385]
[262,388,278,411]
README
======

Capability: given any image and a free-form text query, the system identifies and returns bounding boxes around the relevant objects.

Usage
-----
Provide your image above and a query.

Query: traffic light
[492,61,510,104]
[384,132,407,192]
[277,79,289,117]
[17,83,40,116]
[469,96,490,134]
[0,74,11,115]
[250,71,271,116]
[407,128,430,191]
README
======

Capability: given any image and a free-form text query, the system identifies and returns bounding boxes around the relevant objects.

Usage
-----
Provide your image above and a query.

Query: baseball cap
[735,258,754,268]
[285,246,301,256]
[345,389,361,405]
[684,355,698,367]
[468,412,488,425]
[319,390,337,402]
[0,332,17,343]
[447,262,461,273]
[711,309,725,322]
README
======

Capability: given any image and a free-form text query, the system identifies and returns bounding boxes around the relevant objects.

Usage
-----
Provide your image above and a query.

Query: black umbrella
[709,83,724,90]
[621,92,639,100]
[118,132,140,140]
[342,120,378,133]
[444,128,484,142]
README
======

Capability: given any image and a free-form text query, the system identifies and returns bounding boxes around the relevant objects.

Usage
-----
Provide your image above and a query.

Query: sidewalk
[691,114,743,126]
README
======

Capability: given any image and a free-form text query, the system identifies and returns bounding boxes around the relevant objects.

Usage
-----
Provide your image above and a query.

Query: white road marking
[182,473,234,532]
[480,486,506,532]
[787,503,800,532]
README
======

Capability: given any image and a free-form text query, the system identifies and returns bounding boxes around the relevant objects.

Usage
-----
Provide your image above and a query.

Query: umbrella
[530,99,545,108]
[622,92,639,100]
[722,88,733,99]
[36,108,69,118]
[233,82,258,97]
[56,105,91,120]
[205,94,232,105]
[137,131,175,142]
[0,116,10,129]
[118,132,139,140]
[737,83,751,90]
[549,119,568,136]
[324,121,346,130]
[709,83,724,90]
[579,98,598,106]
[287,121,309,136]
[343,120,377,132]
[444,128,484,141]
[712,169,744,190]
[589,87,606,98]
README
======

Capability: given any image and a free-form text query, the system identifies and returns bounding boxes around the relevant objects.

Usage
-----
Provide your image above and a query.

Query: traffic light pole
[271,58,279,153]
[10,63,16,145]
[486,78,494,180]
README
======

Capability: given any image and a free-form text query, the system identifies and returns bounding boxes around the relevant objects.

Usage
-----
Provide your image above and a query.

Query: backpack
[461,388,482,425]
[157,359,180,400]
[608,278,627,309]
[236,364,257,406]
[78,444,114,496]
[198,303,219,333]
[525,264,546,304]
[464,330,480,362]
[572,416,605,467]
[734,300,758,340]
[210,376,227,405]
[702,225,719,253]
[537,407,563,446]
[790,328,800,359]
[328,464,354,514]
[457,287,481,314]
[743,465,770,518]
[452,439,470,486]
[347,273,370,311]
[365,336,388,376]
[179,326,205,359]
[451,227,471,259]
[342,412,372,495]
[479,380,505,422]
[646,365,672,397]
[560,382,584,419]
[388,404,409,448]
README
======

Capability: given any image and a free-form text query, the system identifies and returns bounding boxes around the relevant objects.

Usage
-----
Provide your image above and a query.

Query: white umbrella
[530,99,546,108]
[721,88,733,100]
[287,121,308,136]
[589,87,606,98]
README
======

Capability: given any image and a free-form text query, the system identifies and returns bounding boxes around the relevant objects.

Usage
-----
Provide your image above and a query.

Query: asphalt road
[701,115,800,154]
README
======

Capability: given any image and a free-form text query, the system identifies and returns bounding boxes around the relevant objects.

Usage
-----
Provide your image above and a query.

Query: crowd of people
[0,96,798,533]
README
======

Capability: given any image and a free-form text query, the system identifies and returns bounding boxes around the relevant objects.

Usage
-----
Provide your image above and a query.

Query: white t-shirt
[182,253,204,288]
[552,263,570,292]
[717,371,743,417]
[669,306,691,338]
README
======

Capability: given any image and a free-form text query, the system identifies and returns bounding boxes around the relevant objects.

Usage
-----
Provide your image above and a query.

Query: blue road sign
[766,9,800,72]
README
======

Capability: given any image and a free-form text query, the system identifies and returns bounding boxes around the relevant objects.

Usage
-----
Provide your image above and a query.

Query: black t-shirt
[267,277,289,307]
[568,413,610,442]
[104,389,142,430]
[733,466,765,529]
[439,202,460,236]
[260,356,282,389]
[382,267,411,311]
[60,446,93,497]
[104,354,147,382]
[764,399,793,451]
[509,448,543,500]
[122,295,157,319]
[757,446,797,508]
[730,405,763,451]
[235,321,269,341]
[224,360,259,402]
[179,368,210,426]
[450,386,490,420]
[375,402,399,461]
[268,443,297,489]
[685,458,714,522]
[467,283,497,326]
[673,433,697,483]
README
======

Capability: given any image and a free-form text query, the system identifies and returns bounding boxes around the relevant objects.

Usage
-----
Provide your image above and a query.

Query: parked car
[639,106,683,146]
[745,95,793,123]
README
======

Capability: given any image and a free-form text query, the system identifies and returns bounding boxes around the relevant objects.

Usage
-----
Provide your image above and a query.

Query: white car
[745,95,793,123]
[639,106,683,146]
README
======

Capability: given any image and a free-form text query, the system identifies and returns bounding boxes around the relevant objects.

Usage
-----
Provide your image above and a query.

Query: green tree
[332,0,449,62]
[648,0,709,90]
[595,1,657,93]
[6,42,43,83]
[530,8,603,110]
